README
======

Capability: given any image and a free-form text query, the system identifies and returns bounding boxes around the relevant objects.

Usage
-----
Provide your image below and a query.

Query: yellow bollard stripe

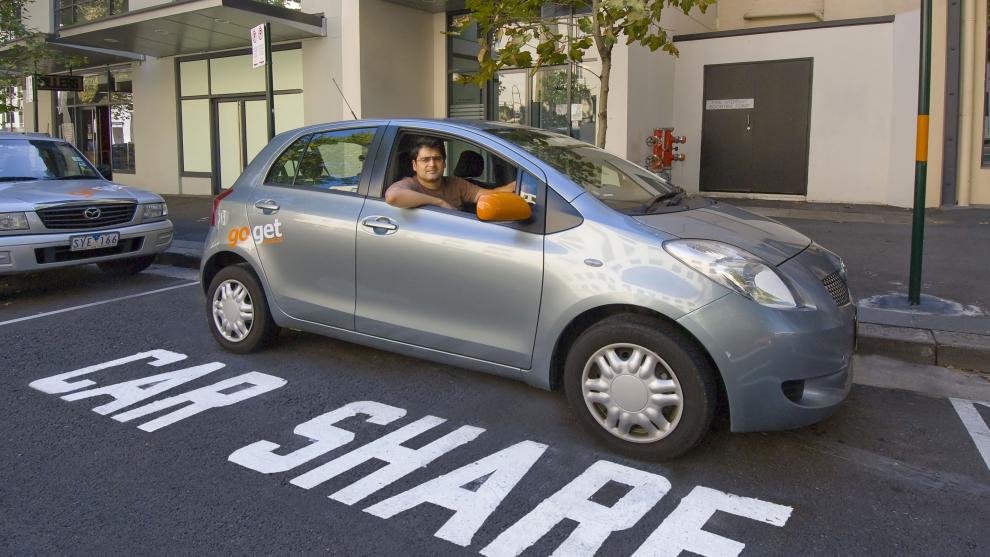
[916,115,930,162]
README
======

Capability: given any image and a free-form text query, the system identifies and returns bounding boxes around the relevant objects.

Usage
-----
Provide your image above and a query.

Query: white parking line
[950,398,990,473]
[0,281,199,327]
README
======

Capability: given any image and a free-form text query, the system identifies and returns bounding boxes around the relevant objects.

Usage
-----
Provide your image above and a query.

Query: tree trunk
[596,48,611,149]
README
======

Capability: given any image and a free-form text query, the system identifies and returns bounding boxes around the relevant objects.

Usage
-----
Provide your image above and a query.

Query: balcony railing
[58,0,128,29]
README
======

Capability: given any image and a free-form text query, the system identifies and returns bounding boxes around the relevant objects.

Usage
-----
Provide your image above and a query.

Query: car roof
[0,132,57,140]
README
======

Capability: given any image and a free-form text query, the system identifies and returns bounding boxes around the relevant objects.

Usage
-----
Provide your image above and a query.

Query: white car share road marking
[28,349,793,556]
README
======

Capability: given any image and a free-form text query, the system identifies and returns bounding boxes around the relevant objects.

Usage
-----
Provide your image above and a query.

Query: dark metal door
[700,59,813,195]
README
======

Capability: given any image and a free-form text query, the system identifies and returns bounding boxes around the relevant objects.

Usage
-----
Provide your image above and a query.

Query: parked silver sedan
[201,119,855,459]
[0,133,173,276]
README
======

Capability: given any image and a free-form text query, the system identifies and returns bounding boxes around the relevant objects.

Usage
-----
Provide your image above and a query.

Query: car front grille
[36,203,136,230]
[34,237,143,264]
[822,271,850,306]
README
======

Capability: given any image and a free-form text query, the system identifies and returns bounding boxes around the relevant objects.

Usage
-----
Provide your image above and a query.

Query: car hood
[633,201,811,265]
[0,179,156,209]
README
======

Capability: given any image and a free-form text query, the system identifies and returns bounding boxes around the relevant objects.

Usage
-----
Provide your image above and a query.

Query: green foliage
[453,0,716,146]
[1,0,88,114]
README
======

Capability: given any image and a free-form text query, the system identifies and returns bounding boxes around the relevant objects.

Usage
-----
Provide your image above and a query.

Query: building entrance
[215,97,268,191]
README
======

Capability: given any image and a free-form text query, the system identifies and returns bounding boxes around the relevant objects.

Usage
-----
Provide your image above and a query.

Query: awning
[0,37,144,74]
[52,0,325,59]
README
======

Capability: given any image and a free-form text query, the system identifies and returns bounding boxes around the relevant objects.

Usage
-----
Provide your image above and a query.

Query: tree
[453,0,714,148]
[1,0,87,118]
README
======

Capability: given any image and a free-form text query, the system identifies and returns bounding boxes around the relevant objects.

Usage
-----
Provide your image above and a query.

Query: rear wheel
[206,264,279,353]
[97,255,157,276]
[563,314,717,461]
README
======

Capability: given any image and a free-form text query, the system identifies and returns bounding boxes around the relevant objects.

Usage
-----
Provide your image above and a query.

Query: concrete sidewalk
[160,194,990,374]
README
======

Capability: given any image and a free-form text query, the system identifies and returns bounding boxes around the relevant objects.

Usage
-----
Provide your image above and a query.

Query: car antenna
[330,72,358,120]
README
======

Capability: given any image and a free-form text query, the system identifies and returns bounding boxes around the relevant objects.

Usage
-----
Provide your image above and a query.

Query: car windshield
[0,139,101,182]
[488,127,680,214]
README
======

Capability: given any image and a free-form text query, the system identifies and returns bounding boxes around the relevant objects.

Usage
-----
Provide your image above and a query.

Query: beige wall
[716,0,918,29]
[357,0,435,118]
[969,0,990,205]
[611,6,718,165]
[22,0,53,34]
[118,57,182,194]
[671,17,922,207]
[302,0,347,123]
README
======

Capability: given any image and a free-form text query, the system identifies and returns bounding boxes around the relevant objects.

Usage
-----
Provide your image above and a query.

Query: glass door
[216,97,267,191]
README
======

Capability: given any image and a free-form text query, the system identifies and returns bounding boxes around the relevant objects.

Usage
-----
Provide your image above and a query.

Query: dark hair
[409,136,446,162]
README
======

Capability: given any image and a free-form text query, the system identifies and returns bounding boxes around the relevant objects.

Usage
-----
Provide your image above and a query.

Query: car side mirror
[476,191,532,222]
[96,164,112,180]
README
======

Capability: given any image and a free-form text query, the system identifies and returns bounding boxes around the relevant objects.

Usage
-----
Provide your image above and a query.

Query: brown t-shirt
[386,176,482,210]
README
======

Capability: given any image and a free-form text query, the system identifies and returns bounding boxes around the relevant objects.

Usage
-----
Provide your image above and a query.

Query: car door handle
[254,199,280,213]
[361,216,398,234]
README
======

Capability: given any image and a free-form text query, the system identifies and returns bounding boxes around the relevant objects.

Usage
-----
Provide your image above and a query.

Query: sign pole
[32,74,38,133]
[264,22,275,141]
[908,0,932,305]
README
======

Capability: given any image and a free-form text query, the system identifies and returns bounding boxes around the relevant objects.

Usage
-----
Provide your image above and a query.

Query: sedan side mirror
[476,191,532,222]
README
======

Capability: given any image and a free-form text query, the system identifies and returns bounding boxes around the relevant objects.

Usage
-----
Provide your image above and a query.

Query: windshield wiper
[0,176,40,182]
[643,187,686,213]
[55,175,101,180]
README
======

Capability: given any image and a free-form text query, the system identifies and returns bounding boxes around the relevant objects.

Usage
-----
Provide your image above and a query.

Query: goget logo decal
[229,219,284,247]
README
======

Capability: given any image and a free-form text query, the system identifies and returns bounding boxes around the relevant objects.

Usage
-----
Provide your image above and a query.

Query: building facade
[3,0,988,207]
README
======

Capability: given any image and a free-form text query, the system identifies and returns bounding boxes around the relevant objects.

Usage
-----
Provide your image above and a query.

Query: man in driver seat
[385,136,515,210]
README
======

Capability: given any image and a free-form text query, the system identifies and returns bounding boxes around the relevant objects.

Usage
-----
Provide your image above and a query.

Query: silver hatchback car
[201,119,855,459]
[0,133,173,276]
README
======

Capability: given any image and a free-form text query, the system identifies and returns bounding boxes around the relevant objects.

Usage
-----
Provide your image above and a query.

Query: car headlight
[141,203,168,221]
[0,212,29,231]
[664,239,798,309]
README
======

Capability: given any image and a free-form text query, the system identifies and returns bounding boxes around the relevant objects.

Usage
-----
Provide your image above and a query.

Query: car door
[354,126,546,369]
[247,126,382,329]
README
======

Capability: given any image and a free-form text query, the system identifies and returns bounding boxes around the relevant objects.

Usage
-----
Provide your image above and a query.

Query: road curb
[157,246,990,374]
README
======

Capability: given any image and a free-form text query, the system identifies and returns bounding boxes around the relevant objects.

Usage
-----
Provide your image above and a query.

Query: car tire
[563,314,717,461]
[97,255,157,276]
[206,264,279,353]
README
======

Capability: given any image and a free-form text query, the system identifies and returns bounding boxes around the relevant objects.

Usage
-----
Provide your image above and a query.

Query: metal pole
[32,74,39,133]
[264,21,275,140]
[909,0,933,305]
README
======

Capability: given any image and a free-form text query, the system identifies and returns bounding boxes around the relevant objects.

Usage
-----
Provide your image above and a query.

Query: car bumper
[677,290,856,433]
[0,220,173,275]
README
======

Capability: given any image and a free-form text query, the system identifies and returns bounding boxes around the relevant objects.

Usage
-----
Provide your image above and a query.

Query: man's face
[412,146,445,184]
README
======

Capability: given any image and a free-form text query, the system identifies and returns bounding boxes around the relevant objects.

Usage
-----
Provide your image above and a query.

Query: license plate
[69,231,120,252]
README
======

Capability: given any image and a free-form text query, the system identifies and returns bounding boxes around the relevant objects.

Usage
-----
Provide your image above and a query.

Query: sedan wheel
[564,315,717,460]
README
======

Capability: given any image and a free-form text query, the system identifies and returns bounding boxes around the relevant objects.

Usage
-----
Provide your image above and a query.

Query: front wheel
[206,264,279,353]
[563,315,717,461]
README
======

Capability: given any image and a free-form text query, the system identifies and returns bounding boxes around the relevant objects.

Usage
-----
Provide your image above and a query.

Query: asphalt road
[1,265,989,556]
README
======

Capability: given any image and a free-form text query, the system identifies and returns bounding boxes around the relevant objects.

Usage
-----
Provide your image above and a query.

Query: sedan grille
[822,271,850,306]
[36,203,136,230]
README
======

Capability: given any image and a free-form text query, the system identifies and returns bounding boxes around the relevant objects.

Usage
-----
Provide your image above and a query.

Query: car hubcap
[212,279,254,342]
[581,343,683,444]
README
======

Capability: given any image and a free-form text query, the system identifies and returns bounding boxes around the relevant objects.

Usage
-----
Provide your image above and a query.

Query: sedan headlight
[0,212,29,231]
[664,239,798,309]
[141,202,168,221]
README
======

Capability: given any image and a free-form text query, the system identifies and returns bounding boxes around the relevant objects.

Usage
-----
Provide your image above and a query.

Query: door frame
[210,95,266,194]
[700,57,814,195]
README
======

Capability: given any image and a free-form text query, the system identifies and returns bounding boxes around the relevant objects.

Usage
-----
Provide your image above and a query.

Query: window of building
[57,0,128,28]
[54,66,134,174]
[176,46,304,182]
[450,4,598,142]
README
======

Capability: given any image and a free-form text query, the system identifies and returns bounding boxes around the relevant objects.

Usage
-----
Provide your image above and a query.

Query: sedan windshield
[488,127,680,214]
[0,139,101,181]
